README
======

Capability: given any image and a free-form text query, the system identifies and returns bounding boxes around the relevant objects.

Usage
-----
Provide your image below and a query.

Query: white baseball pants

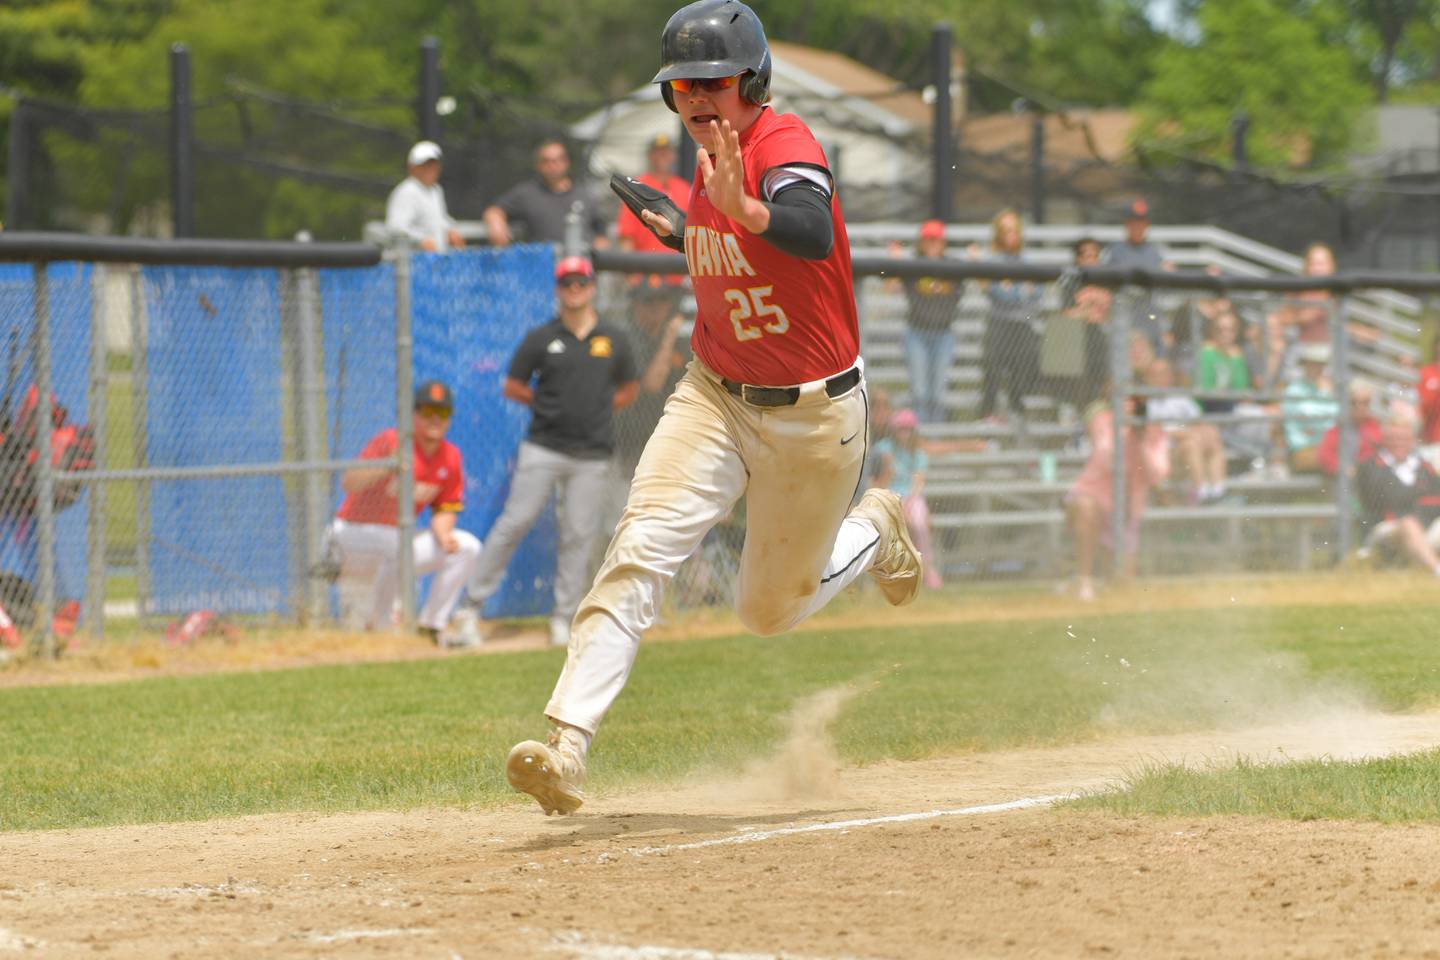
[330,519,481,631]
[545,359,882,735]
[463,441,614,624]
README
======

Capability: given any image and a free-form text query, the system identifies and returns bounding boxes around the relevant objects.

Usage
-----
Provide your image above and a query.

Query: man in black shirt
[483,139,610,249]
[453,257,638,647]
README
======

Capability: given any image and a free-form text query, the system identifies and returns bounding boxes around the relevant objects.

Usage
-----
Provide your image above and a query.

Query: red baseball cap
[555,256,594,281]
[1126,198,1150,220]
[919,219,946,240]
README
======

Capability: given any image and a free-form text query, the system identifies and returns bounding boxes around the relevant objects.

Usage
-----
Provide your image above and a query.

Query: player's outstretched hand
[697,119,765,233]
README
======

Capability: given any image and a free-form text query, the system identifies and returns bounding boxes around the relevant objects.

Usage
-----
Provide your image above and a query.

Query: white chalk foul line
[628,794,1071,857]
[307,928,434,944]
[552,932,867,960]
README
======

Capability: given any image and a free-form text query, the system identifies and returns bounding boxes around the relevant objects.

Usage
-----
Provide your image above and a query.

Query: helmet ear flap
[739,51,772,106]
[660,82,678,113]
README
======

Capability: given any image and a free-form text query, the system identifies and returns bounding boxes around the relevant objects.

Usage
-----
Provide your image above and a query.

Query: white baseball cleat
[548,616,571,648]
[506,728,586,816]
[852,488,922,606]
[439,607,484,648]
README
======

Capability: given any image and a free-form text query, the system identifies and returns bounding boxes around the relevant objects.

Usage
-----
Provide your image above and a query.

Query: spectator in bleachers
[328,380,481,644]
[483,138,610,249]
[1356,407,1440,576]
[1066,364,1172,602]
[1194,309,1275,468]
[1264,242,1335,386]
[385,141,465,252]
[616,134,690,289]
[1060,237,1113,412]
[901,219,964,424]
[1318,378,1382,476]
[1196,309,1252,408]
[871,409,943,590]
[973,209,1044,425]
[1103,198,1172,358]
[1282,342,1339,474]
[1144,357,1227,504]
[1418,328,1440,450]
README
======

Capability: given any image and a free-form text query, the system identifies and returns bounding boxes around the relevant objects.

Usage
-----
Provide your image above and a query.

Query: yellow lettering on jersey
[696,227,716,277]
[684,227,759,279]
[722,234,756,277]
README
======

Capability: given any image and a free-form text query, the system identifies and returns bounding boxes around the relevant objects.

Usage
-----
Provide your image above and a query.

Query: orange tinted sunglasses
[667,74,742,95]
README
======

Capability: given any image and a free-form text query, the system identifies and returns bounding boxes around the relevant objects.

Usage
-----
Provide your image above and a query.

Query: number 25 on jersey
[725,286,789,341]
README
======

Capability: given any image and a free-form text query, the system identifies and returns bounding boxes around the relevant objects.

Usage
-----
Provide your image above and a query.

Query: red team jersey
[336,428,464,526]
[682,108,859,387]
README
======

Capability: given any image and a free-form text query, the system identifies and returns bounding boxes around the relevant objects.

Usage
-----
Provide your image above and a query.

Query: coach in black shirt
[456,256,638,648]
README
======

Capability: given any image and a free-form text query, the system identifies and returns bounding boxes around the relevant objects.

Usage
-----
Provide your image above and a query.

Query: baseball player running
[506,0,922,815]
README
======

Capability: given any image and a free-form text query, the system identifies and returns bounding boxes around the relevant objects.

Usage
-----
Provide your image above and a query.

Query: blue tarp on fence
[410,245,558,618]
[142,266,288,614]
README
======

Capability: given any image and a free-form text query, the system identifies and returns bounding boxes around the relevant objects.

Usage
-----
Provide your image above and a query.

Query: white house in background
[570,40,934,220]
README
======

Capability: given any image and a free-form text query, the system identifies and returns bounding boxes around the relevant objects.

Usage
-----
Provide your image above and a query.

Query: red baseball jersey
[336,428,464,526]
[682,108,859,387]
[1420,362,1440,445]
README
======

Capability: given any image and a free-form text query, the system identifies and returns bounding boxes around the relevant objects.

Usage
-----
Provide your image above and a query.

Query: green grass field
[1071,750,1440,823]
[4,598,1440,832]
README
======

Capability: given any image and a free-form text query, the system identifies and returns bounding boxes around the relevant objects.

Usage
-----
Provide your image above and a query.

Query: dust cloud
[715,683,865,803]
[1058,612,1382,749]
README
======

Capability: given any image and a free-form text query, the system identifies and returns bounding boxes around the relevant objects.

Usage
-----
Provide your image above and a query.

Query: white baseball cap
[407,140,443,166]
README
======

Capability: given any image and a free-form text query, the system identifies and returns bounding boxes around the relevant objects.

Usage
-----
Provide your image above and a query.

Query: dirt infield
[5,709,1440,959]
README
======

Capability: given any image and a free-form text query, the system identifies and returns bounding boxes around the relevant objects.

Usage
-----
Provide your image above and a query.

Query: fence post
[293,265,328,624]
[5,99,29,230]
[1231,112,1250,172]
[170,44,194,239]
[1030,111,1046,225]
[86,265,110,640]
[393,251,417,631]
[32,263,56,658]
[1330,293,1353,562]
[1109,286,1132,579]
[930,22,954,221]
[418,37,442,142]
[129,268,151,620]
[564,204,585,258]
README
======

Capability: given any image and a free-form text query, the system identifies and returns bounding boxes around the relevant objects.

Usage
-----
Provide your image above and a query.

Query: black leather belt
[720,366,861,407]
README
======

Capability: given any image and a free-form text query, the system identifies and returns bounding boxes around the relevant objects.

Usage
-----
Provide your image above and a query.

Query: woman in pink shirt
[1067,385,1172,601]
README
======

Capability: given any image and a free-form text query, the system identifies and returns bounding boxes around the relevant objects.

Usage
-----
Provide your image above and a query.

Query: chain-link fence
[2,230,1437,659]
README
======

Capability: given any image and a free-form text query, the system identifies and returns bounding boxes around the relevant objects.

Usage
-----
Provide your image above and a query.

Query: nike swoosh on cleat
[840,431,859,445]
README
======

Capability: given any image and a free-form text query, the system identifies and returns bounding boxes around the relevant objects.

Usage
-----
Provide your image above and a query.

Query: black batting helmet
[653,0,772,113]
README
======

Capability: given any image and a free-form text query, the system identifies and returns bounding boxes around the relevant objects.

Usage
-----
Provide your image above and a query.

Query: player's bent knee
[454,530,482,557]
[736,598,807,637]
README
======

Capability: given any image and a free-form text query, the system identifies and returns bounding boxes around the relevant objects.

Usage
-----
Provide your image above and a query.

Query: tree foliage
[1135,0,1372,170]
[3,0,1433,235]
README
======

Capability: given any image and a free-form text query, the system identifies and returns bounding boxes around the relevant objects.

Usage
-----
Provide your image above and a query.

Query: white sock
[556,723,592,757]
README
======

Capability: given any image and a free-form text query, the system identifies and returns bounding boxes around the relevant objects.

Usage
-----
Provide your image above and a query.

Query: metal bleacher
[849,223,1422,582]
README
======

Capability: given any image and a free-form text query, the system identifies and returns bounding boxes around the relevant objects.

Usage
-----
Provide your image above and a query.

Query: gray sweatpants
[466,440,613,622]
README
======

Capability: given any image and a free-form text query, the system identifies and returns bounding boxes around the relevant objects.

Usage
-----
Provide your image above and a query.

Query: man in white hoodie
[385,141,465,252]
